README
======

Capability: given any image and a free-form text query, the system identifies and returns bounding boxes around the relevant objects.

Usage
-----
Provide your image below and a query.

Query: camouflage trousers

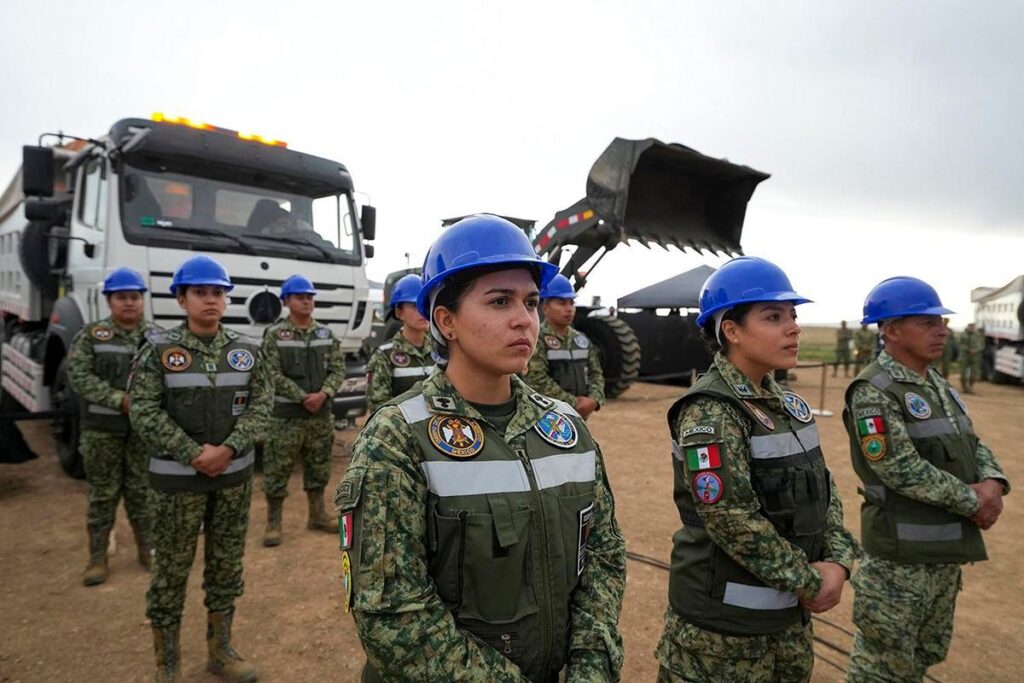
[847,554,961,682]
[960,355,982,392]
[262,416,334,498]
[81,429,150,537]
[834,349,851,375]
[655,609,813,682]
[146,479,252,627]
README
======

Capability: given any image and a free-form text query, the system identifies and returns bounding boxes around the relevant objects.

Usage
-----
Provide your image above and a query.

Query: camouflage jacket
[336,370,626,682]
[365,330,434,415]
[260,316,347,409]
[68,316,156,414]
[854,329,877,353]
[129,323,272,466]
[835,327,852,351]
[524,321,605,406]
[959,330,985,358]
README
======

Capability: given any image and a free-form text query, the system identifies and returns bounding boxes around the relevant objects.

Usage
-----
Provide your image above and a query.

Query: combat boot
[82,527,109,586]
[132,521,153,571]
[262,496,283,547]
[206,609,259,683]
[153,624,182,683]
[306,488,339,533]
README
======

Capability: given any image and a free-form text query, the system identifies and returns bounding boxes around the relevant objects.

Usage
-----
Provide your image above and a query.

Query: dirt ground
[1,370,1020,682]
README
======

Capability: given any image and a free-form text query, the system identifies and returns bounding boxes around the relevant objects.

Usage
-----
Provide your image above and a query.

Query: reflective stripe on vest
[723,583,799,611]
[275,339,333,348]
[420,451,596,497]
[394,366,433,378]
[87,405,121,416]
[398,394,432,424]
[92,344,136,355]
[750,425,820,459]
[896,522,963,542]
[165,372,251,388]
[547,349,589,361]
[905,417,970,438]
[149,451,255,476]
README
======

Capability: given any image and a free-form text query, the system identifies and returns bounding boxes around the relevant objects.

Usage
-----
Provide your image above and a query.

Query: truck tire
[575,314,641,398]
[52,356,85,478]
[18,221,58,299]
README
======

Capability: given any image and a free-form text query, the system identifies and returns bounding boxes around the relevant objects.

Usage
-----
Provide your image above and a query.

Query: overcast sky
[2,0,1021,327]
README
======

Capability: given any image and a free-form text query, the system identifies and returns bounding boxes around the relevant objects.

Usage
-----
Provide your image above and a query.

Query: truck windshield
[119,164,361,264]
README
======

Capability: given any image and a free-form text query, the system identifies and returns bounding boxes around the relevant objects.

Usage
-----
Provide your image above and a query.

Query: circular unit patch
[534,410,579,449]
[743,401,775,431]
[861,434,887,462]
[277,329,294,340]
[949,387,968,415]
[904,392,932,419]
[544,335,562,350]
[91,327,113,341]
[574,334,590,349]
[390,351,410,367]
[161,347,192,372]
[315,327,330,339]
[428,415,485,459]
[783,391,813,423]
[693,471,724,504]
[227,349,255,372]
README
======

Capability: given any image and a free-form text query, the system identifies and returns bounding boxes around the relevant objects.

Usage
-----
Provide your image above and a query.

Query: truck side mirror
[364,243,375,259]
[361,205,376,241]
[22,146,55,197]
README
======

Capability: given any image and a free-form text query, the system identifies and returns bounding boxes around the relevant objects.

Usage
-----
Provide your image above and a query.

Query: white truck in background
[972,275,1024,384]
[0,114,377,475]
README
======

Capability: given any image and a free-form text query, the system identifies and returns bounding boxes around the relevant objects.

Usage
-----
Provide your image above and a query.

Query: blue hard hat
[416,214,558,317]
[280,274,317,299]
[169,255,233,294]
[861,277,954,324]
[102,268,147,294]
[389,274,423,309]
[541,274,576,300]
[696,256,811,327]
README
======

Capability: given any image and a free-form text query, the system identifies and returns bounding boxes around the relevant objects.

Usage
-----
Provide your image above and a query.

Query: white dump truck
[972,275,1024,384]
[0,114,377,474]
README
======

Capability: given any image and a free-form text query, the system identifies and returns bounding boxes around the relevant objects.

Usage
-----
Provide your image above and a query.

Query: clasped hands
[969,479,1004,530]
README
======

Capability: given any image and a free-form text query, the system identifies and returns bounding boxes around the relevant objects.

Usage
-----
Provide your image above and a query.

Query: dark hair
[700,303,754,354]
[433,263,542,315]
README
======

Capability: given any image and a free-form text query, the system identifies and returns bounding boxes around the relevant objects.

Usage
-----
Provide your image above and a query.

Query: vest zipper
[515,447,552,679]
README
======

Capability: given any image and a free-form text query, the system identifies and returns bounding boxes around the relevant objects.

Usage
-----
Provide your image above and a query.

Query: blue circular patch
[574,334,590,349]
[315,327,330,339]
[534,410,579,449]
[227,348,255,372]
[905,392,932,419]
[783,391,812,423]
[693,471,724,504]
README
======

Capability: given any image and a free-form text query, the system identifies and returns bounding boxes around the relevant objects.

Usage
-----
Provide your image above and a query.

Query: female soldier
[335,215,626,682]
[364,273,435,414]
[655,256,857,683]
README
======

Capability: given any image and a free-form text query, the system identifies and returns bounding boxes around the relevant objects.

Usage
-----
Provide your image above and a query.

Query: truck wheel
[575,314,641,398]
[52,357,85,478]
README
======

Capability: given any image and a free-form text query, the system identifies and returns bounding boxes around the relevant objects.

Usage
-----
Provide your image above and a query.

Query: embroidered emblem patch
[428,415,485,459]
[339,512,353,550]
[857,415,886,436]
[276,329,294,340]
[390,351,410,367]
[743,401,775,431]
[315,327,330,339]
[341,550,352,613]
[227,348,255,372]
[534,410,579,449]
[231,391,249,416]
[574,334,590,349]
[682,425,715,438]
[161,347,192,372]
[783,391,813,423]
[544,335,562,350]
[732,383,756,398]
[430,395,457,411]
[949,387,968,415]
[904,392,932,419]
[861,434,887,461]
[91,327,113,341]
[684,444,722,470]
[693,471,724,504]
[577,502,595,576]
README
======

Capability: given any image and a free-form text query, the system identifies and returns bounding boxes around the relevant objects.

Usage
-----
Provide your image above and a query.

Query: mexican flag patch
[685,444,722,470]
[857,416,886,436]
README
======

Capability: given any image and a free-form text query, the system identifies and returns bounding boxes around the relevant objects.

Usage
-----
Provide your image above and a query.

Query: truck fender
[43,297,84,385]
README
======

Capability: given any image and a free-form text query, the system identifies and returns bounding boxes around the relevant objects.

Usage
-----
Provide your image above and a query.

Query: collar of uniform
[281,316,320,337]
[540,320,574,344]
[878,351,928,386]
[171,323,232,351]
[419,371,548,440]
[713,352,777,402]
[98,315,146,341]
[390,330,430,357]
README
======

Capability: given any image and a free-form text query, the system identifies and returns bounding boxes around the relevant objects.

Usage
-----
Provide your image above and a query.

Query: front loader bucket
[586,138,769,254]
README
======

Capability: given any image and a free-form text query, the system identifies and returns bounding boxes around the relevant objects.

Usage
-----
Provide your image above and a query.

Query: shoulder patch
[573,333,590,349]
[783,391,813,423]
[543,335,562,350]
[684,443,722,471]
[315,326,331,339]
[225,328,239,340]
[732,383,756,398]
[854,406,883,419]
[227,348,255,372]
[528,392,554,410]
[91,326,113,341]
[692,471,724,504]
[534,410,578,449]
[390,350,410,367]
[682,425,715,438]
[904,392,932,419]
[861,434,887,461]
[743,401,775,431]
[430,395,457,412]
[161,347,192,372]
[166,329,182,342]
[277,329,294,340]
[428,415,485,459]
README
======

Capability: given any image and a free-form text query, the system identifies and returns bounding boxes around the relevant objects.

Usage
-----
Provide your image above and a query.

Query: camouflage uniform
[525,321,605,408]
[656,353,857,683]
[129,323,271,628]
[834,326,852,377]
[364,330,434,415]
[853,328,878,375]
[335,371,626,682]
[68,316,157,575]
[939,324,956,378]
[260,317,347,499]
[844,351,1009,682]
[958,328,984,392]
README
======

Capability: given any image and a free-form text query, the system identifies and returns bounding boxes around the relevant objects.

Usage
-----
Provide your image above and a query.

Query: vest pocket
[459,508,538,624]
[428,509,465,611]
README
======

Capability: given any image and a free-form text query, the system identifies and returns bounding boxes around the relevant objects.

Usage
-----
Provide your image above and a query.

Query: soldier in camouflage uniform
[656,257,857,683]
[958,322,985,393]
[130,255,271,683]
[259,274,346,546]
[525,275,604,420]
[845,277,1009,683]
[68,268,157,586]
[336,215,626,682]
[833,320,853,377]
[365,273,434,415]
[853,323,878,375]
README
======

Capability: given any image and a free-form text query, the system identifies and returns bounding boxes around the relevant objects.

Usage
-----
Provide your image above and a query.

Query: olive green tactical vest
[269,321,334,419]
[78,321,140,435]
[541,329,591,397]
[354,389,598,683]
[376,340,434,398]
[666,370,829,636]
[144,327,259,493]
[845,362,986,564]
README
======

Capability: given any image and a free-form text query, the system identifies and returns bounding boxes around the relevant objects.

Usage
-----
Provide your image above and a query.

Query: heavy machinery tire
[18,221,57,292]
[575,314,641,398]
[52,356,85,478]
